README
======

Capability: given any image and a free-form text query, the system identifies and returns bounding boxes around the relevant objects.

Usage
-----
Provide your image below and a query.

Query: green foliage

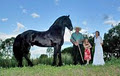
[39,57,53,65]
[33,54,53,65]
[0,58,120,76]
[0,37,15,58]
[40,54,48,59]
[103,23,120,57]
[32,53,73,65]
[46,47,53,57]
[0,57,17,68]
[62,47,73,55]
[62,53,73,65]
[88,36,94,46]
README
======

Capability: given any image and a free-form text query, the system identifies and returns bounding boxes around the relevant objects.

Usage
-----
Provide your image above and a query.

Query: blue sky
[0,0,120,58]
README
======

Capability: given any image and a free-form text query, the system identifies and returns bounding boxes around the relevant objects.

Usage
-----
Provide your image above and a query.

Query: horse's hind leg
[13,47,23,67]
[23,45,33,67]
[24,54,33,67]
[18,56,23,67]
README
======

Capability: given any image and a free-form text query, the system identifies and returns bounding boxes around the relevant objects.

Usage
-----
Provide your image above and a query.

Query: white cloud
[14,22,25,32]
[31,13,40,18]
[1,18,8,22]
[82,21,87,25]
[22,9,27,13]
[80,29,88,34]
[30,46,47,59]
[0,32,17,41]
[103,15,120,27]
[55,0,59,5]
[64,28,72,42]
[104,19,120,27]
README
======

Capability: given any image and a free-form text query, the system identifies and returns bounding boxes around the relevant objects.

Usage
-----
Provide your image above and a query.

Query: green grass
[0,59,120,76]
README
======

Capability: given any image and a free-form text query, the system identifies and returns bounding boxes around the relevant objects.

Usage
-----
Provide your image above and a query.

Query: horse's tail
[13,34,23,61]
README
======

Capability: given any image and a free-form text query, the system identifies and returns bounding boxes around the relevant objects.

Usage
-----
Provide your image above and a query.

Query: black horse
[13,15,73,67]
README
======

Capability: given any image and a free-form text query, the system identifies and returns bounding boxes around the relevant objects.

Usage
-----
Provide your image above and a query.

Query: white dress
[93,36,105,65]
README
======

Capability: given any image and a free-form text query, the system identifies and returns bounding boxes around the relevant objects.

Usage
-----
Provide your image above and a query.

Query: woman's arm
[101,43,103,45]
[83,43,88,49]
[100,36,103,46]
[89,43,92,48]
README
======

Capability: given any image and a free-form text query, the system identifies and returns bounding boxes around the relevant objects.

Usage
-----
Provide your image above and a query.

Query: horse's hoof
[58,63,63,66]
[18,65,23,67]
[52,64,56,66]
[30,64,33,67]
[52,63,56,66]
[28,63,33,67]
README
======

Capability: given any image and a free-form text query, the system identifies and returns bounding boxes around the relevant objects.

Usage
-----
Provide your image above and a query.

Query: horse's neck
[48,18,66,36]
[49,25,65,36]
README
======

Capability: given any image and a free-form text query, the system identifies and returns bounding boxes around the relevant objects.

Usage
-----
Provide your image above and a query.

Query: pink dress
[83,43,92,60]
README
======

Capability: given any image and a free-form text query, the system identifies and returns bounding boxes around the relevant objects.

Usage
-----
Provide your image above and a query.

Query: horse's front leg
[52,45,58,66]
[58,45,63,66]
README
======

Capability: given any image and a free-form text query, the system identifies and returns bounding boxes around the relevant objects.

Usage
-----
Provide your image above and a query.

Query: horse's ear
[68,15,70,17]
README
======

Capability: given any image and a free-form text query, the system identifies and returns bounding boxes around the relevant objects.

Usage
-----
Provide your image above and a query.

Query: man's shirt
[70,32,84,44]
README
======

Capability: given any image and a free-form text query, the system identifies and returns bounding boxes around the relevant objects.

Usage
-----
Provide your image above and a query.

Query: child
[83,39,92,65]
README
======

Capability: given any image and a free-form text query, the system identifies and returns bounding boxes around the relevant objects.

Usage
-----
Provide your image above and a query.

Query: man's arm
[70,33,78,46]
[70,39,78,46]
[78,34,84,43]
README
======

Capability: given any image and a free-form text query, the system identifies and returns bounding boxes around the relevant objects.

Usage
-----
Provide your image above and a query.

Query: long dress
[93,36,105,65]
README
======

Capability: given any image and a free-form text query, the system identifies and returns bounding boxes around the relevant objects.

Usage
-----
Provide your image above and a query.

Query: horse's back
[21,30,38,36]
[13,30,35,50]
[13,30,36,56]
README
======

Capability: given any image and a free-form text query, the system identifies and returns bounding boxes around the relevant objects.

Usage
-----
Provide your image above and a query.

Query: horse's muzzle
[70,27,73,31]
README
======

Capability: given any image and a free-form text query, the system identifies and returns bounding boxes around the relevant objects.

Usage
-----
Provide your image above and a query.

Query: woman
[93,31,105,65]
[83,39,92,65]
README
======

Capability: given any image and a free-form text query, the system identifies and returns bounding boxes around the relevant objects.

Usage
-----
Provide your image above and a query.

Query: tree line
[0,23,120,68]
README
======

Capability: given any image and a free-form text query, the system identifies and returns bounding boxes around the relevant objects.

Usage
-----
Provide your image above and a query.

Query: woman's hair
[96,31,100,36]
[83,38,89,43]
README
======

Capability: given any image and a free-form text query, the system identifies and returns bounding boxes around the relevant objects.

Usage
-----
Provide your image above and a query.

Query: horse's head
[62,15,73,31]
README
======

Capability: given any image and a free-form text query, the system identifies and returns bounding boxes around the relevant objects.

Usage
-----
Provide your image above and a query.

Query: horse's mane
[53,16,65,25]
[49,16,67,29]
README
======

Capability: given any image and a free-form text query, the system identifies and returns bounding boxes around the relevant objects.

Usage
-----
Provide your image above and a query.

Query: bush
[62,53,73,65]
[105,57,120,65]
[38,57,53,65]
[0,57,17,68]
[35,53,73,65]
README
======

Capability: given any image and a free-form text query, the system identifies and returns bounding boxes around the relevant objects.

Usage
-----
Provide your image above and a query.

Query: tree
[88,36,94,47]
[62,47,73,55]
[0,39,3,57]
[103,23,120,58]
[39,54,48,59]
[0,37,15,59]
[46,47,53,57]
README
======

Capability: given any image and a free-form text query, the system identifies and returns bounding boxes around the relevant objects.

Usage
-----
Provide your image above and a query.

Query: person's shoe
[85,63,88,66]
[73,62,78,65]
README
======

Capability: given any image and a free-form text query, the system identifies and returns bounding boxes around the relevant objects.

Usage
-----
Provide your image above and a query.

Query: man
[70,27,84,65]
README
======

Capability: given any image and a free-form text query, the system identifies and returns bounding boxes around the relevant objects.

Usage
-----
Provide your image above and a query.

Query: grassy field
[0,59,120,76]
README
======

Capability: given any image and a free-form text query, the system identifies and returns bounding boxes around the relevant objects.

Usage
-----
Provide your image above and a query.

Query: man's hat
[74,26,81,31]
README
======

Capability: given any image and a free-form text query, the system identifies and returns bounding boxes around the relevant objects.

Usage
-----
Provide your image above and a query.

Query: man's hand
[74,42,79,46]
